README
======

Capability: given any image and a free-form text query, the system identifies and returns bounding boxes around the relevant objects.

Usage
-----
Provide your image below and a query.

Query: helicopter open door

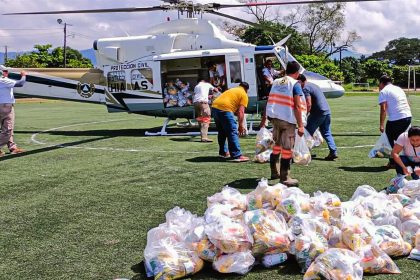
[225,55,243,89]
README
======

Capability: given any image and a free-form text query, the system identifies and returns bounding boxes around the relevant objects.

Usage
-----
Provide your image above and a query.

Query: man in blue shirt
[0,65,26,156]
[298,74,338,160]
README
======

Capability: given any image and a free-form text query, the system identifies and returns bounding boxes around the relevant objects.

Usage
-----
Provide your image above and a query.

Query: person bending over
[391,126,420,180]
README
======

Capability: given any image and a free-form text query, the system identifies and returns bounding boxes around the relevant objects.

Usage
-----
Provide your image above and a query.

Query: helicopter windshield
[276,47,305,73]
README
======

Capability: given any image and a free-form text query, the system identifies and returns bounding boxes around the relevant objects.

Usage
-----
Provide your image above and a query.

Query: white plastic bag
[313,129,324,147]
[255,127,273,154]
[369,133,392,158]
[303,248,363,280]
[207,186,247,210]
[304,129,315,149]
[293,134,311,166]
[213,251,255,274]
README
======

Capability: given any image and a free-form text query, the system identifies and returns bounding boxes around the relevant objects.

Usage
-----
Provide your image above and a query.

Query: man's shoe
[218,152,230,159]
[231,155,249,162]
[10,148,25,154]
[201,138,213,143]
[324,153,338,161]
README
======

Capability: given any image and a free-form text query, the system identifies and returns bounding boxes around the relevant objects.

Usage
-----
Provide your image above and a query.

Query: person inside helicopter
[207,61,226,91]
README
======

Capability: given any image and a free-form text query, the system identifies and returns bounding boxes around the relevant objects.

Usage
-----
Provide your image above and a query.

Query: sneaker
[201,138,213,143]
[10,148,25,154]
[218,152,230,159]
[0,151,4,157]
[231,155,250,162]
[324,153,338,161]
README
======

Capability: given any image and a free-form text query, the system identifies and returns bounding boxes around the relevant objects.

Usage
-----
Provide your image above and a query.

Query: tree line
[5,44,92,68]
[226,1,419,87]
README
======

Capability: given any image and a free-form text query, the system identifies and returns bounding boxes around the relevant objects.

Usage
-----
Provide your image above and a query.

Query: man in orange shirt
[212,82,249,162]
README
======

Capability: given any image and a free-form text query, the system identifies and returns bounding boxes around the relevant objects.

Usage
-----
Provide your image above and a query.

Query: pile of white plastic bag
[143,179,420,280]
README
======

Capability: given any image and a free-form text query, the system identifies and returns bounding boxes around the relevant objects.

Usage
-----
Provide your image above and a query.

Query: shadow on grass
[333,133,379,137]
[170,137,198,142]
[311,157,335,162]
[16,127,219,138]
[225,177,262,189]
[338,166,389,173]
[131,258,301,280]
[0,136,111,162]
[186,156,225,163]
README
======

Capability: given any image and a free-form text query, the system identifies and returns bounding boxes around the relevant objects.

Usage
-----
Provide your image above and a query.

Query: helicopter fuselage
[13,18,345,120]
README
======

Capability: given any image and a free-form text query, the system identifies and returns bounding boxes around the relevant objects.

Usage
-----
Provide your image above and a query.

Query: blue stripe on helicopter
[255,46,275,51]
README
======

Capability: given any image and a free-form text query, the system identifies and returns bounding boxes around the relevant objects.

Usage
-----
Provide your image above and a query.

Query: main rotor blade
[214,0,386,9]
[3,6,167,15]
[207,10,260,27]
[207,10,280,33]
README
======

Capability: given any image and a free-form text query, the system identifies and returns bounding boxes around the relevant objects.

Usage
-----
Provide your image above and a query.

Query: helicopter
[4,0,380,135]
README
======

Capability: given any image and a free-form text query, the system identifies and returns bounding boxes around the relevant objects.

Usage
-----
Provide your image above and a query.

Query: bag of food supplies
[369,133,392,158]
[293,134,311,166]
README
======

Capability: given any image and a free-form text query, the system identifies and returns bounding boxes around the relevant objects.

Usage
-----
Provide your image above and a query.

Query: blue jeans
[212,108,242,159]
[306,113,337,155]
[395,155,420,179]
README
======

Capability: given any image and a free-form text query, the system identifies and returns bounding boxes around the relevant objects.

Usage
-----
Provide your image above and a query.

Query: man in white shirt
[193,78,218,142]
[262,59,281,95]
[378,75,412,167]
[0,65,26,156]
[207,62,226,90]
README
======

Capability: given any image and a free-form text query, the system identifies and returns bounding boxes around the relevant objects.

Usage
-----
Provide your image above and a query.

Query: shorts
[269,118,296,150]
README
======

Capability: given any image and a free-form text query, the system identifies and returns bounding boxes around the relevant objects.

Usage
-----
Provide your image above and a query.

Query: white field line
[30,119,135,145]
[31,120,375,154]
[30,119,203,154]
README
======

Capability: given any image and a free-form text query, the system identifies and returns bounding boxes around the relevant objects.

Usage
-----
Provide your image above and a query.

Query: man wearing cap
[0,65,27,156]
[265,61,304,186]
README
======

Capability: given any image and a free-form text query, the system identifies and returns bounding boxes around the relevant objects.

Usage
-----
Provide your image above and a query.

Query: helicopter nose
[326,82,345,98]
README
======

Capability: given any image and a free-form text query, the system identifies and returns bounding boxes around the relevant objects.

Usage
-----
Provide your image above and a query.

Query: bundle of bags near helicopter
[143,178,420,280]
[254,127,323,165]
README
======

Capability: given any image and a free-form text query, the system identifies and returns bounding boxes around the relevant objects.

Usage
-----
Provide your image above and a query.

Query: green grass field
[1,95,420,280]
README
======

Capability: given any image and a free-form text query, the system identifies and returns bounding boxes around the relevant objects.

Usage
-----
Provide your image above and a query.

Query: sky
[0,0,418,55]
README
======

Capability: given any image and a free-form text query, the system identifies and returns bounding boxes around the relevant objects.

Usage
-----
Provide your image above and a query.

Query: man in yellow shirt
[212,82,249,162]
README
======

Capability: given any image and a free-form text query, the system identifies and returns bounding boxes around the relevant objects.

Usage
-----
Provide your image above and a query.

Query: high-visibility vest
[266,76,298,124]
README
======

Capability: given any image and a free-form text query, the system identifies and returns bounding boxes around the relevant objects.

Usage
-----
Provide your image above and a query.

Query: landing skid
[145,115,261,136]
[145,118,217,136]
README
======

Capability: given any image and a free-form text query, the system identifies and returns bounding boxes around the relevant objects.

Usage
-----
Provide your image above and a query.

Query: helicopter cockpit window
[229,61,242,83]
[107,71,126,93]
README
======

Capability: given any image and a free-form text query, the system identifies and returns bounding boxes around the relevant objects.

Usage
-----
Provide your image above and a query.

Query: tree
[238,21,309,55]
[341,57,364,83]
[361,59,392,82]
[285,3,360,58]
[370,38,420,65]
[5,44,92,68]
[295,54,343,81]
